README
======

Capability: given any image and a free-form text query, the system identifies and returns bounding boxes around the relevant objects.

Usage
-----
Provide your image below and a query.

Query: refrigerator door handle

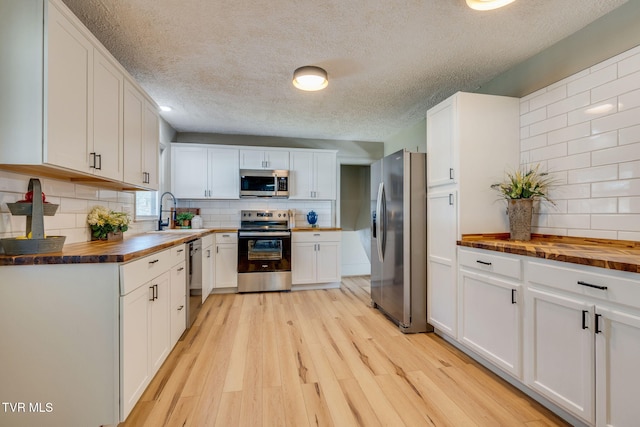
[376,182,385,262]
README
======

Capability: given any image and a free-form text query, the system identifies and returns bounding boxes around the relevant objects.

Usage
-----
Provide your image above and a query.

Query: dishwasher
[186,238,202,328]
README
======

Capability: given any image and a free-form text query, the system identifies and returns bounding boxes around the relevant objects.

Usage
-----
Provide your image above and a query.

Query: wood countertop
[459,233,640,274]
[0,229,225,266]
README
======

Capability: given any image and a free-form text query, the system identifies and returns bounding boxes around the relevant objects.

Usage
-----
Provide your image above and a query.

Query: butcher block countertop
[459,233,640,274]
[0,229,226,266]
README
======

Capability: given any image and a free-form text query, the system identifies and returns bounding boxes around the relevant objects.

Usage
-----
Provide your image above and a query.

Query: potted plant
[175,212,194,228]
[491,164,555,241]
[87,206,131,241]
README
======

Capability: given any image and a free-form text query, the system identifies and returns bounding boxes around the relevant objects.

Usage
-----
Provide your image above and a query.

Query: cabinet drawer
[458,248,522,280]
[170,244,187,265]
[215,232,238,244]
[527,259,640,310]
[120,249,171,295]
[292,231,341,243]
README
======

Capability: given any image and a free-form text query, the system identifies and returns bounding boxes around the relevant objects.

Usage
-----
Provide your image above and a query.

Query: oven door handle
[239,231,291,237]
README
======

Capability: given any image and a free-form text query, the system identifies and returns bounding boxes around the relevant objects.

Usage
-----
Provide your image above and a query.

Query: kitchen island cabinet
[0,232,214,426]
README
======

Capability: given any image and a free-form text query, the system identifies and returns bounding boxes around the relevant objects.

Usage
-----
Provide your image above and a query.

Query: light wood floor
[120,276,569,427]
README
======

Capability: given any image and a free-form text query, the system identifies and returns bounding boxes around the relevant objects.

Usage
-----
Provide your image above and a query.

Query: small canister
[191,215,203,229]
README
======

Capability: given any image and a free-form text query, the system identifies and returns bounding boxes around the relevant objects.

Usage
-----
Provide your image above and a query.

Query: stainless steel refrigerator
[370,149,432,333]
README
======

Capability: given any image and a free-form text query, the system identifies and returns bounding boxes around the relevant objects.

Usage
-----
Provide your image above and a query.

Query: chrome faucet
[158,191,177,231]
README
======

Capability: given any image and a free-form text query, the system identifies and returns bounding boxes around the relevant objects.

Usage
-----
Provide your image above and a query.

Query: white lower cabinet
[525,287,595,423]
[292,231,341,285]
[595,305,640,427]
[214,233,238,289]
[202,235,214,301]
[120,243,187,421]
[455,247,640,427]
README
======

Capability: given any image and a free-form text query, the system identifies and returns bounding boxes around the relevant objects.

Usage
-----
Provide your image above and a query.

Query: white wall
[520,44,640,240]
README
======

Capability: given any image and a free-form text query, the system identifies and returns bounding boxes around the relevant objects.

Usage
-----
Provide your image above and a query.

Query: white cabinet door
[92,49,123,181]
[459,269,521,377]
[289,151,314,199]
[595,305,640,427]
[427,190,457,337]
[208,148,239,199]
[426,94,456,187]
[169,261,186,347]
[240,149,264,169]
[292,242,317,284]
[46,3,92,173]
[240,149,289,170]
[313,151,337,200]
[214,244,238,288]
[265,150,290,170]
[142,101,159,190]
[525,287,595,424]
[315,241,341,283]
[202,243,213,302]
[123,81,145,186]
[120,283,151,420]
[149,271,171,374]
[172,145,209,198]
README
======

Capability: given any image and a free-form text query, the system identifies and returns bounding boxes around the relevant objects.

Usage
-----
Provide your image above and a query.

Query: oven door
[237,232,291,273]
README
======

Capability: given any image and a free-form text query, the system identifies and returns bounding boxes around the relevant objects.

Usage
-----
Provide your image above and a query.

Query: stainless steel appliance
[237,210,292,292]
[186,238,202,327]
[240,169,289,198]
[370,149,432,333]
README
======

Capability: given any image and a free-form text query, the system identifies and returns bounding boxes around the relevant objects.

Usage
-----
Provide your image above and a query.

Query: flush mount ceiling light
[292,66,328,91]
[466,0,516,11]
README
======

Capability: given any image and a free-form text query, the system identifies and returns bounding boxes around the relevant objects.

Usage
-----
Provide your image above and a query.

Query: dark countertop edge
[0,229,221,266]
[458,234,640,274]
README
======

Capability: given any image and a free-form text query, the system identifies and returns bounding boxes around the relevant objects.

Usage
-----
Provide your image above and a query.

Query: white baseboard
[292,282,341,291]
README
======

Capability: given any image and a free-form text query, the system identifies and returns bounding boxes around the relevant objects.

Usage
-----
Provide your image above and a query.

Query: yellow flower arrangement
[87,206,131,240]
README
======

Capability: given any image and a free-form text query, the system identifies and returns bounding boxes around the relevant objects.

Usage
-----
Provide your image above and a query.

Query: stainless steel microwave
[240,169,289,198]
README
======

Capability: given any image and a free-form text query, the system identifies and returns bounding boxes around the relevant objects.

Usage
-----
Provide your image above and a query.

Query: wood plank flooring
[120,276,569,427]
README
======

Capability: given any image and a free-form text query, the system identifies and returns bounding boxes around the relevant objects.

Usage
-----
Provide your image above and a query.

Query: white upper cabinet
[0,0,158,190]
[46,1,93,174]
[289,150,337,200]
[426,95,456,187]
[171,144,239,199]
[240,149,289,170]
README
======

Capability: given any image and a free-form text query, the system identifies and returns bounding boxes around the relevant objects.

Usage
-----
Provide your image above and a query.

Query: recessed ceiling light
[293,66,328,91]
[159,106,172,112]
[466,0,516,11]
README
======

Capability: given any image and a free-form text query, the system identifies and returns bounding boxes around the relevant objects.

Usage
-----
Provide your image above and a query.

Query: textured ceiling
[61,0,626,142]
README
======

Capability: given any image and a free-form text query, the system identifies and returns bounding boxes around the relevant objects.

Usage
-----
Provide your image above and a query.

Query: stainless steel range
[237,210,292,292]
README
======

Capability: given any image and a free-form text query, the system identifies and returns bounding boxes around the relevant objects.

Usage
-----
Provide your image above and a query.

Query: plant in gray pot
[491,164,555,241]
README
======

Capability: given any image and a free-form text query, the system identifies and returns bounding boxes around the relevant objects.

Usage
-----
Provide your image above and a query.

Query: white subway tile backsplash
[529,115,567,136]
[547,214,590,229]
[521,134,547,151]
[521,107,547,126]
[60,197,88,213]
[549,183,590,200]
[567,228,618,239]
[530,85,567,111]
[548,122,591,145]
[592,179,640,198]
[568,98,617,125]
[592,70,640,103]
[548,92,591,118]
[592,214,640,232]
[592,106,640,135]
[567,131,617,155]
[619,88,640,110]
[547,153,590,172]
[619,231,640,241]
[567,198,617,214]
[567,165,618,184]
[618,51,640,77]
[619,124,640,145]
[529,143,567,162]
[619,197,640,214]
[567,64,617,96]
[619,160,640,179]
[592,142,640,166]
